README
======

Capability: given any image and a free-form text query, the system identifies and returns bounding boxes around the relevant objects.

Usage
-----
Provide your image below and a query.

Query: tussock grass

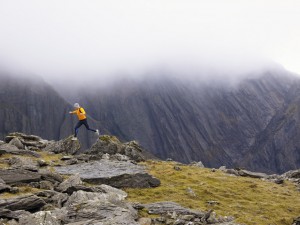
[125,161,300,225]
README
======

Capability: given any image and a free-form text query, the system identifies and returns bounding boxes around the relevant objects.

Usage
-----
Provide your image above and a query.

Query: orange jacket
[71,107,87,120]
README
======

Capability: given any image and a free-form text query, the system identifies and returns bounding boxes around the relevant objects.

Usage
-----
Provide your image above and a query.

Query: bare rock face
[55,160,160,188]
[44,136,80,155]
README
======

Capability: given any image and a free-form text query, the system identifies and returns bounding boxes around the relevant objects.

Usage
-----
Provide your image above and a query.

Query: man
[69,103,99,141]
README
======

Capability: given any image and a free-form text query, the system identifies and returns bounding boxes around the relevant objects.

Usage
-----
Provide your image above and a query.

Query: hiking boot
[95,129,100,136]
[71,137,78,141]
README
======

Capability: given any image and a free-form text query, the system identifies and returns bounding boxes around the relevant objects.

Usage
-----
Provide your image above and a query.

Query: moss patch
[125,161,300,225]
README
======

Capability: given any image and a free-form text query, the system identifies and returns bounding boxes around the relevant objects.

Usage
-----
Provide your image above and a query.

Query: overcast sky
[0,0,300,82]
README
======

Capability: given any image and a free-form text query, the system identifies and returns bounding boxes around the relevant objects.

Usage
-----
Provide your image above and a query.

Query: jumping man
[69,103,99,141]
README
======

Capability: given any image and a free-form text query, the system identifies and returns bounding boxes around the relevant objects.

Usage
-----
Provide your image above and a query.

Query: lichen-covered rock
[44,136,80,155]
[55,174,82,193]
[59,190,139,225]
[19,211,61,225]
[8,157,39,172]
[86,135,156,162]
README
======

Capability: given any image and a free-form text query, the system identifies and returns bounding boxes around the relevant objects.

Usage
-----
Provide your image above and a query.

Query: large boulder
[55,160,160,188]
[86,135,156,162]
[0,169,41,184]
[44,136,80,155]
[54,190,138,225]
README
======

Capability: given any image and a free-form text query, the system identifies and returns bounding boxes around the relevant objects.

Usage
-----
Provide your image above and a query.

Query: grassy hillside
[125,161,300,225]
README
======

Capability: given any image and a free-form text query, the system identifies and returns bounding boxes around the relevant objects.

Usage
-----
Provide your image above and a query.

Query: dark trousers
[74,119,96,137]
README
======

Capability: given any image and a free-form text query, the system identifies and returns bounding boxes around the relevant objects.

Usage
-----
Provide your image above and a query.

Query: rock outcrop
[86,135,156,162]
[44,136,80,155]
[55,160,160,188]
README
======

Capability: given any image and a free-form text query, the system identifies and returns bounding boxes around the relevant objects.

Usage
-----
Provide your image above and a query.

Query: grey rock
[39,169,64,184]
[293,217,300,225]
[0,195,46,212]
[62,184,127,196]
[8,157,39,172]
[137,218,152,225]
[225,169,240,176]
[65,158,79,165]
[44,136,80,155]
[60,190,139,225]
[56,174,82,192]
[55,160,160,188]
[283,169,300,179]
[111,153,130,161]
[9,138,24,149]
[7,219,19,225]
[0,169,41,184]
[61,156,73,161]
[86,136,154,162]
[37,159,48,167]
[40,180,54,190]
[19,211,61,225]
[36,190,68,208]
[238,170,269,179]
[0,144,40,158]
[186,187,196,197]
[0,183,11,193]
[219,166,227,171]
[191,161,205,168]
[140,202,205,217]
[0,209,30,220]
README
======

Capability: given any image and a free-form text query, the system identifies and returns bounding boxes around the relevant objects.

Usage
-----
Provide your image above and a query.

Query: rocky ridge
[0,132,249,225]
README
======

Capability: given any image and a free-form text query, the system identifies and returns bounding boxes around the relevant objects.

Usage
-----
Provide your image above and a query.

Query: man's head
[74,103,80,108]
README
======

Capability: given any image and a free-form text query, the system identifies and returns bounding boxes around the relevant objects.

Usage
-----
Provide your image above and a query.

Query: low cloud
[0,0,298,86]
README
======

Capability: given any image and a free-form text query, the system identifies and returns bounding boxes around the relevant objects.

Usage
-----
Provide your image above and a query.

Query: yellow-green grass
[0,186,41,199]
[125,161,300,225]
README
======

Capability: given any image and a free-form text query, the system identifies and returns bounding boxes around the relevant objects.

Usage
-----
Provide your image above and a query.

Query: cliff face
[0,73,100,149]
[71,70,298,173]
[241,81,300,173]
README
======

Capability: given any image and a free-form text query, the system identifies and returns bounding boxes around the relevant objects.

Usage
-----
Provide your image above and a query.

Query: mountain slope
[241,81,300,173]
[68,69,298,172]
